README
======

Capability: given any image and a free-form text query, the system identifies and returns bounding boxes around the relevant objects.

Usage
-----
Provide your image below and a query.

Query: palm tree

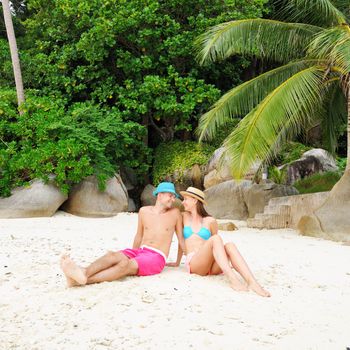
[196,0,350,240]
[2,0,25,108]
[196,0,350,175]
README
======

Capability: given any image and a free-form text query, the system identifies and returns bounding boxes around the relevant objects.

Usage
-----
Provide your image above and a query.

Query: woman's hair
[196,201,210,217]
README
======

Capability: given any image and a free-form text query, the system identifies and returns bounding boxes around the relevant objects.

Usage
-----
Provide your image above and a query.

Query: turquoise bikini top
[183,225,211,240]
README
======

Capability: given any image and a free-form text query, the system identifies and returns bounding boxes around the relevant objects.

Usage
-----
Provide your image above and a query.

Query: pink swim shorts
[120,245,166,276]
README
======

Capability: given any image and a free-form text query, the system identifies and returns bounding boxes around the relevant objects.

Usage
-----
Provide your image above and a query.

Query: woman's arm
[209,217,219,235]
[167,211,185,267]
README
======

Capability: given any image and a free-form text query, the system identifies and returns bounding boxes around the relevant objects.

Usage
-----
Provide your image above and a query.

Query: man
[60,182,185,287]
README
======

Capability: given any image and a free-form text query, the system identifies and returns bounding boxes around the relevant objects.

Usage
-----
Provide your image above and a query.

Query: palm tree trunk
[2,0,25,109]
[347,89,350,170]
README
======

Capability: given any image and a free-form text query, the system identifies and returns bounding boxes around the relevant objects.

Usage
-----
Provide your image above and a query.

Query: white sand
[1,211,350,350]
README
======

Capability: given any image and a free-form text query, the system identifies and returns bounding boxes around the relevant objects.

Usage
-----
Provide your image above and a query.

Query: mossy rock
[276,142,312,165]
[152,141,214,189]
[293,171,341,194]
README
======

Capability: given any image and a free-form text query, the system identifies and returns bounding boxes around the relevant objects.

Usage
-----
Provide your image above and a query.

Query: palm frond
[196,59,323,142]
[332,0,350,18]
[221,66,328,178]
[274,0,347,27]
[321,79,347,154]
[308,26,350,74]
[195,19,322,65]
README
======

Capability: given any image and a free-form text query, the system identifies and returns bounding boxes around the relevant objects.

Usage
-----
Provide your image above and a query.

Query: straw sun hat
[180,187,207,205]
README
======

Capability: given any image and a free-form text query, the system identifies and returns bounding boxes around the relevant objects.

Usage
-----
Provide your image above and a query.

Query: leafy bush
[152,141,214,184]
[274,142,312,165]
[268,166,286,184]
[336,157,347,173]
[0,89,150,197]
[293,171,341,194]
[2,0,268,145]
[206,118,240,149]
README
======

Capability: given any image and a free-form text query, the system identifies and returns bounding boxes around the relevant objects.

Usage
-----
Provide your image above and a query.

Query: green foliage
[114,67,221,139]
[293,171,341,194]
[0,89,149,197]
[2,0,268,144]
[268,166,286,184]
[336,157,347,173]
[206,118,240,148]
[196,0,350,179]
[0,0,269,195]
[0,39,13,88]
[152,141,214,185]
[275,141,312,165]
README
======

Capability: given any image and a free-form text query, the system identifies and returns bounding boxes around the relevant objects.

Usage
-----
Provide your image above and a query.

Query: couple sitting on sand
[61,182,270,297]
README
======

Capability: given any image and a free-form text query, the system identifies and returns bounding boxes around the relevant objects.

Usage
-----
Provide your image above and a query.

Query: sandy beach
[1,211,350,350]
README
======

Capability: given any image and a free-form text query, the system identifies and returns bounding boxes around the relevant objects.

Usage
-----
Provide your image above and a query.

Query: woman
[180,186,270,297]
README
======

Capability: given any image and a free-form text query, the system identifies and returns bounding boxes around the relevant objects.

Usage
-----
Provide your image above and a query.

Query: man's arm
[132,208,144,249]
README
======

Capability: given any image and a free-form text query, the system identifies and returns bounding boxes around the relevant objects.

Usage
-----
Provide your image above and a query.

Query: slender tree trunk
[347,90,350,170]
[2,0,25,109]
[344,73,350,171]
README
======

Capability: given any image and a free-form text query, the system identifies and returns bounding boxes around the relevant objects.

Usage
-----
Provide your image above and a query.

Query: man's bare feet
[248,281,271,297]
[60,255,87,287]
[228,275,249,292]
[64,275,80,288]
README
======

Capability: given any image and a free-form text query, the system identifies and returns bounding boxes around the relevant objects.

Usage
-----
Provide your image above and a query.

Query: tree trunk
[297,83,350,242]
[347,88,350,170]
[2,0,25,109]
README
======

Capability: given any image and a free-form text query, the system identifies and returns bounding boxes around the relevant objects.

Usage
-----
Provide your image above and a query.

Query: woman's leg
[189,235,248,291]
[224,243,270,297]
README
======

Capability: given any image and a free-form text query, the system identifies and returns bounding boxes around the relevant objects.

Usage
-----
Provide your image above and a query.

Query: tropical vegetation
[0,0,268,196]
[294,171,342,194]
[196,0,350,179]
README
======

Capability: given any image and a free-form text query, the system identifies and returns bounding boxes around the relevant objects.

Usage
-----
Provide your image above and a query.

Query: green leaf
[222,66,327,178]
[195,19,322,65]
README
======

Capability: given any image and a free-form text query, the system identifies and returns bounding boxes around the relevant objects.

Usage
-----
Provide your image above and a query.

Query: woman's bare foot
[60,255,87,287]
[228,275,249,292]
[248,281,271,297]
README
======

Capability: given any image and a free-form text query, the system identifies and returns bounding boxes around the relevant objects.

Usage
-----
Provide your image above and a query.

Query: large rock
[163,164,206,191]
[205,180,252,219]
[140,184,183,210]
[120,166,140,211]
[0,179,67,218]
[285,148,338,184]
[218,222,238,231]
[244,182,299,218]
[204,148,233,188]
[62,174,128,217]
[140,184,156,206]
[204,147,261,189]
[298,169,350,242]
[286,156,323,184]
[120,166,138,191]
[128,198,136,212]
[302,149,338,172]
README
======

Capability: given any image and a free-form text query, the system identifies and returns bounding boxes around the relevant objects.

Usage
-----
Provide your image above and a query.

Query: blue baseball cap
[153,182,180,198]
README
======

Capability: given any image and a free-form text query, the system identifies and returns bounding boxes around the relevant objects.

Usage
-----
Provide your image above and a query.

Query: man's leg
[61,251,138,287]
[86,254,138,284]
[84,251,129,278]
